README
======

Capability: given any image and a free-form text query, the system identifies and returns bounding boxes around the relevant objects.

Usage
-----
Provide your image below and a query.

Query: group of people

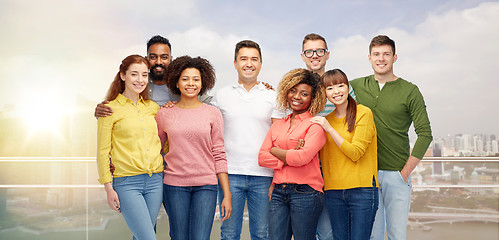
[95,33,432,240]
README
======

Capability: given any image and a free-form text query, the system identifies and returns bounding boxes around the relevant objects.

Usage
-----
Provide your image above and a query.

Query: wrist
[104,182,114,192]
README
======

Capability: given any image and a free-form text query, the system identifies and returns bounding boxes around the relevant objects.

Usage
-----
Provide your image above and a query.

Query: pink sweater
[156,103,228,186]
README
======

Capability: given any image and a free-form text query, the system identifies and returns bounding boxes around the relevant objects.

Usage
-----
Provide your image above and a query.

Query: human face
[176,68,202,99]
[301,40,330,75]
[325,83,349,107]
[287,83,312,115]
[147,43,172,81]
[368,44,397,76]
[234,47,262,84]
[121,63,149,98]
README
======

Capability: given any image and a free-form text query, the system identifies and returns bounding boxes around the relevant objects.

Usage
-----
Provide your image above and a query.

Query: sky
[0,0,498,139]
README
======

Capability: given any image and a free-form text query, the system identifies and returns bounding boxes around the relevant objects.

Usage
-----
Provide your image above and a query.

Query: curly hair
[165,56,216,96]
[105,54,150,101]
[276,69,326,116]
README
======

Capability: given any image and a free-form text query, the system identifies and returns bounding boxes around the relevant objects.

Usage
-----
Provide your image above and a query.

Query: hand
[95,101,113,118]
[295,139,305,150]
[268,183,275,202]
[219,196,232,221]
[310,116,332,132]
[105,184,120,213]
[260,82,274,91]
[161,101,177,108]
[109,163,115,174]
[400,169,410,183]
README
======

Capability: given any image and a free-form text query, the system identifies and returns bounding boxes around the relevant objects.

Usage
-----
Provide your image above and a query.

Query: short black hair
[147,35,172,52]
[234,40,262,61]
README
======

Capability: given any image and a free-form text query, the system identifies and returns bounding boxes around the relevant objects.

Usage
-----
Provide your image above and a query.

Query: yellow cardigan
[320,104,378,190]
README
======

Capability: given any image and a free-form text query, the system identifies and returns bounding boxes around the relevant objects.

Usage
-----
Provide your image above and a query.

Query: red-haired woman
[97,55,163,240]
[310,69,378,240]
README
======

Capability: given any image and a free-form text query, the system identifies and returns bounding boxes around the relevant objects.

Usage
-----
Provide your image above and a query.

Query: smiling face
[147,43,172,82]
[301,39,330,75]
[369,44,397,76]
[325,82,349,107]
[287,83,312,115]
[177,68,202,99]
[234,47,262,84]
[121,63,149,98]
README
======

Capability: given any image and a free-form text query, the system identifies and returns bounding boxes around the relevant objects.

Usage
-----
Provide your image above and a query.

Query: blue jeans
[269,184,324,240]
[370,170,412,240]
[112,173,163,240]
[218,174,272,240]
[163,184,218,240]
[316,204,333,240]
[326,179,378,240]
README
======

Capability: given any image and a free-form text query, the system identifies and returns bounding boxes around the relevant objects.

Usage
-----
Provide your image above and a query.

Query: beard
[149,64,166,81]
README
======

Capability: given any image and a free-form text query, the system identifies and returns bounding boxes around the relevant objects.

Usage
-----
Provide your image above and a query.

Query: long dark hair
[322,69,357,132]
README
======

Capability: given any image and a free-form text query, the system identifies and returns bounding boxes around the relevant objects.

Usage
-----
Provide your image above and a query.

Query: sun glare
[18,95,66,136]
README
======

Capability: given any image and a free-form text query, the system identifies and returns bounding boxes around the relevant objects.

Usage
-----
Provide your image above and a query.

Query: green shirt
[350,75,433,171]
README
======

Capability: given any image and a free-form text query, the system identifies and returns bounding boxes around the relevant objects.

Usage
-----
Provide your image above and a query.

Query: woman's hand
[220,196,232,221]
[104,183,120,213]
[295,139,305,150]
[310,116,333,132]
[161,101,177,108]
[217,173,232,221]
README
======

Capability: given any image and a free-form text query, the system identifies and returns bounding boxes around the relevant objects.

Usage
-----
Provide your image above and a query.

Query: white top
[211,83,286,177]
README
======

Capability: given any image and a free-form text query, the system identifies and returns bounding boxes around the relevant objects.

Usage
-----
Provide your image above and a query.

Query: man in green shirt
[350,35,432,240]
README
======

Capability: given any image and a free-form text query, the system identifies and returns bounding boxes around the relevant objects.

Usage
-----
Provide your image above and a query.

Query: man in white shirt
[211,40,285,240]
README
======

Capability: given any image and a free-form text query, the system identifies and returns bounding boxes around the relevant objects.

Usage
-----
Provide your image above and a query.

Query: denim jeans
[269,184,324,240]
[316,203,333,240]
[218,174,273,240]
[163,184,218,240]
[370,170,412,240]
[112,173,163,240]
[326,179,378,240]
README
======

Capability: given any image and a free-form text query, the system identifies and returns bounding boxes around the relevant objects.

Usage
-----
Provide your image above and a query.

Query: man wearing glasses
[301,33,355,117]
[298,33,335,240]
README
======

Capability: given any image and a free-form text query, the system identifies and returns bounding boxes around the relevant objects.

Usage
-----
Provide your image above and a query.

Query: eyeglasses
[303,49,328,58]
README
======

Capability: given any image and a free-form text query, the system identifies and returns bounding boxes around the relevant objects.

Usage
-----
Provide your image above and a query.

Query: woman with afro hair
[155,55,232,240]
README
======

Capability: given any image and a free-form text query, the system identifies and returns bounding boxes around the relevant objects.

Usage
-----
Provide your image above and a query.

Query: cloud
[329,2,499,137]
[0,0,497,138]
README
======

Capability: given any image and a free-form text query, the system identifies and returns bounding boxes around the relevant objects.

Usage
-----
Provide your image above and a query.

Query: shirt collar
[284,111,312,121]
[116,93,146,105]
[231,82,265,91]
